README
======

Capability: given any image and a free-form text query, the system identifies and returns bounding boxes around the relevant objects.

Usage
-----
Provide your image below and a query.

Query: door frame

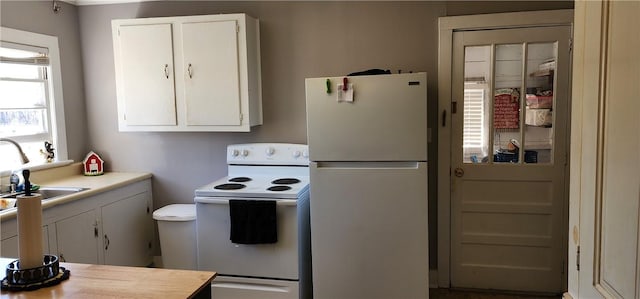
[437,9,574,288]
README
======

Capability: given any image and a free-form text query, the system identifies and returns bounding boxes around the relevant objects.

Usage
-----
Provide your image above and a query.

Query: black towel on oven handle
[229,199,278,244]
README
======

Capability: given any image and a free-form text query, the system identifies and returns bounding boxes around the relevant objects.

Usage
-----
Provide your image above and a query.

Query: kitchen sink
[38,187,89,200]
[1,186,89,211]
[1,186,89,202]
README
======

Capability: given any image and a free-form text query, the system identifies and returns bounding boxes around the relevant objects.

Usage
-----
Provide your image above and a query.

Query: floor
[429,288,560,299]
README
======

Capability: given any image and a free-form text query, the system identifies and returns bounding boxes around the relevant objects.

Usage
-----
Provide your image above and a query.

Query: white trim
[0,27,69,162]
[437,9,573,289]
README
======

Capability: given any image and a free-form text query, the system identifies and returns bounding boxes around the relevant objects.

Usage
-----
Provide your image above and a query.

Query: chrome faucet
[0,138,30,164]
[1,138,30,194]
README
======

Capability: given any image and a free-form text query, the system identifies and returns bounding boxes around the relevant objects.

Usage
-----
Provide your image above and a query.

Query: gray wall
[77,1,445,209]
[1,0,572,270]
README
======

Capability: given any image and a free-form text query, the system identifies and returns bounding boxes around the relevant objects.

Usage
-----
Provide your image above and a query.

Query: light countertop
[0,163,151,221]
[0,257,215,298]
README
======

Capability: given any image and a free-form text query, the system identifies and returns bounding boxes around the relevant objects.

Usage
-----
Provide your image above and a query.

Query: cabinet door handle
[187,63,193,78]
[164,64,169,79]
[104,234,110,250]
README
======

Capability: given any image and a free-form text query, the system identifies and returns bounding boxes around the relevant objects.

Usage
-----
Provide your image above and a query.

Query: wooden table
[0,258,216,298]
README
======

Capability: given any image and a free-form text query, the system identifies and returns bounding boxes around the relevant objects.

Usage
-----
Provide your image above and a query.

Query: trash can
[152,204,197,270]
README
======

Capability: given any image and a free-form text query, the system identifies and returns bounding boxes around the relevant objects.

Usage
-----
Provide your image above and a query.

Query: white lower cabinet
[55,210,99,264]
[0,224,49,259]
[101,191,153,266]
[0,179,154,267]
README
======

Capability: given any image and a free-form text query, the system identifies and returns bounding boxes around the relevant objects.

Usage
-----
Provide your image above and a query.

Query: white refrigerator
[305,72,429,299]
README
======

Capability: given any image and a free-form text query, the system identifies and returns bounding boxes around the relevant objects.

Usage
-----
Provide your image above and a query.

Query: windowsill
[0,160,74,177]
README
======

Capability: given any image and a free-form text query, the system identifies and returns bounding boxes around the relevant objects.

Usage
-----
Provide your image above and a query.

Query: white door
[116,23,177,126]
[450,26,571,292]
[569,1,640,298]
[182,20,241,126]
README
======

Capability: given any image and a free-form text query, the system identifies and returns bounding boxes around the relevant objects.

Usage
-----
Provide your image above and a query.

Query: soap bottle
[9,171,20,193]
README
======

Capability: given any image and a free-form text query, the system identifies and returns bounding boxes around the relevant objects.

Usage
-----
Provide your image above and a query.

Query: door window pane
[524,42,557,164]
[463,46,491,164]
[493,44,522,163]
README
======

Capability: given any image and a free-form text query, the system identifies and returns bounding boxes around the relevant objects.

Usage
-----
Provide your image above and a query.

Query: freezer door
[309,161,429,299]
[305,72,428,161]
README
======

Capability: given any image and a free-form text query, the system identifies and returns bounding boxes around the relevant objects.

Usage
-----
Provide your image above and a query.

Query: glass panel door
[451,25,571,293]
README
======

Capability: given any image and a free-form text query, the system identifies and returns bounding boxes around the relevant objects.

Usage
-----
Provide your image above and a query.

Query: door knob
[454,168,464,177]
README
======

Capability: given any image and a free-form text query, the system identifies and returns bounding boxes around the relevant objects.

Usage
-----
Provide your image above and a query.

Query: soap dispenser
[9,171,20,193]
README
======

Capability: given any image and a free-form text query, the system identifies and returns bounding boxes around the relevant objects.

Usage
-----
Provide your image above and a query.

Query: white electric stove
[194,143,311,299]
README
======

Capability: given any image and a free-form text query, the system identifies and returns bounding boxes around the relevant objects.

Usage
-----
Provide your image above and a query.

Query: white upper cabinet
[112,14,262,132]
[182,20,241,126]
[117,23,177,126]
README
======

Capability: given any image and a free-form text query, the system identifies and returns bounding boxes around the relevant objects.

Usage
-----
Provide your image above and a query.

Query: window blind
[463,88,485,149]
[0,41,49,66]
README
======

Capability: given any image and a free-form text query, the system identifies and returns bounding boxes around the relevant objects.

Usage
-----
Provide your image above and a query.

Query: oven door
[211,276,299,299]
[195,197,299,279]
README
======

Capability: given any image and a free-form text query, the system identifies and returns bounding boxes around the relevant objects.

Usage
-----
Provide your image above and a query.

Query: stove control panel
[227,143,309,165]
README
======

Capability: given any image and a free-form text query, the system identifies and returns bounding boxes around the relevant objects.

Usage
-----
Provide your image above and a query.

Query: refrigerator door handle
[312,161,423,169]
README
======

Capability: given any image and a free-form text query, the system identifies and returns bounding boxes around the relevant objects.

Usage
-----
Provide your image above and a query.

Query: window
[0,27,67,172]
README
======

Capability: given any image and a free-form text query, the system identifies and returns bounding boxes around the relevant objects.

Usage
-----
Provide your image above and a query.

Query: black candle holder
[1,254,70,291]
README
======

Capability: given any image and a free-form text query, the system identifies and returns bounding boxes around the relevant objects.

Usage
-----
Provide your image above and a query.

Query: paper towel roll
[16,193,43,269]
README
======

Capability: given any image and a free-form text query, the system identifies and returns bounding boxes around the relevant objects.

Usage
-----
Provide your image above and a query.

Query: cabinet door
[101,192,152,266]
[55,210,99,264]
[1,226,51,259]
[182,20,242,126]
[116,23,177,126]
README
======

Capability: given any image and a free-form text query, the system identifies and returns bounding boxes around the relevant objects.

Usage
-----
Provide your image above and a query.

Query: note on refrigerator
[337,83,354,102]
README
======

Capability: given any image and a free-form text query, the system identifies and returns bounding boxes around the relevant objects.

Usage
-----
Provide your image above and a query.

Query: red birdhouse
[83,151,104,176]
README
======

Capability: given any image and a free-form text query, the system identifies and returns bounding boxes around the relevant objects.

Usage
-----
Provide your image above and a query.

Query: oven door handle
[194,197,298,206]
